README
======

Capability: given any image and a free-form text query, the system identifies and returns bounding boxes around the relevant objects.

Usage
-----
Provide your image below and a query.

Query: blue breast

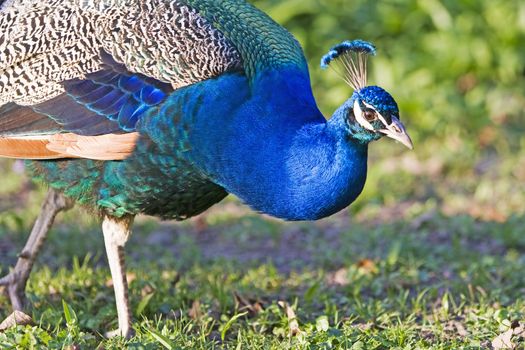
[29,69,369,221]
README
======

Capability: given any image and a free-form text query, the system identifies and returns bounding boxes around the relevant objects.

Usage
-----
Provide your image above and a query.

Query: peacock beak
[379,116,413,149]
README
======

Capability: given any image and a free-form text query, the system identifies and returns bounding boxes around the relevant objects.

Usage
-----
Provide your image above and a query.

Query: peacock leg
[102,215,134,339]
[0,189,73,311]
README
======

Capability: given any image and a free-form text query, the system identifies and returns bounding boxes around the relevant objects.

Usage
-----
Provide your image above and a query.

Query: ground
[1,0,524,348]
[0,144,524,349]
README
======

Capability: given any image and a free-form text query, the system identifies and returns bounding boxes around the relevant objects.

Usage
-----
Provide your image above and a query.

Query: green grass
[1,188,525,348]
[1,0,524,348]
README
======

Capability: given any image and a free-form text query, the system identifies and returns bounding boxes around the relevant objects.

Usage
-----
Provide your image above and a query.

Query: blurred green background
[0,0,523,221]
[1,1,525,347]
[252,0,525,219]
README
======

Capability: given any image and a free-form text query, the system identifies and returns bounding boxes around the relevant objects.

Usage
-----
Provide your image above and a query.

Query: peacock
[0,0,412,338]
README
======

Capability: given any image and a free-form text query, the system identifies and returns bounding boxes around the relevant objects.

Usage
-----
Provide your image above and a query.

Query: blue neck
[140,68,368,220]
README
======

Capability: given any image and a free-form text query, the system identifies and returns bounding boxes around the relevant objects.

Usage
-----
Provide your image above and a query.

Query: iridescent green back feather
[179,0,308,78]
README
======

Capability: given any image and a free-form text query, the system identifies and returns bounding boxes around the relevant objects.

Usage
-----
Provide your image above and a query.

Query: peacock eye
[363,109,377,122]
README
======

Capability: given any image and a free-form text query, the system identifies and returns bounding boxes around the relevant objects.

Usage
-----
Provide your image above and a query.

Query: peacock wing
[0,0,245,159]
[1,0,242,105]
[0,53,175,160]
[0,0,310,160]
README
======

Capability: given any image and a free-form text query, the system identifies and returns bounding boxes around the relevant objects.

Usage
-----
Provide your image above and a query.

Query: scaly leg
[0,189,73,311]
[102,215,134,339]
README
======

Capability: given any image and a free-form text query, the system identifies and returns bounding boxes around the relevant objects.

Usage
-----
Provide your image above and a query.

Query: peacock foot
[105,327,135,339]
[0,310,34,332]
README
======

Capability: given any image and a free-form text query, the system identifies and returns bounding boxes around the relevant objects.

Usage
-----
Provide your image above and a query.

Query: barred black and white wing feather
[0,0,309,159]
[1,0,242,106]
[0,0,243,159]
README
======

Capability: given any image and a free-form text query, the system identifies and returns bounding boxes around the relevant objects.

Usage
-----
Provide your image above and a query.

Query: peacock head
[322,40,413,149]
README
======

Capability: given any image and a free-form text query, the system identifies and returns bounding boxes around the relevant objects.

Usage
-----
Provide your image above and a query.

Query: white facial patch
[353,100,374,131]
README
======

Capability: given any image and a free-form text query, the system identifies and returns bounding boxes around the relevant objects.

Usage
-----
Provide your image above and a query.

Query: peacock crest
[320,40,376,91]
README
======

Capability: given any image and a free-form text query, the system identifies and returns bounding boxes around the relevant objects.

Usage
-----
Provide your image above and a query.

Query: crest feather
[321,40,376,90]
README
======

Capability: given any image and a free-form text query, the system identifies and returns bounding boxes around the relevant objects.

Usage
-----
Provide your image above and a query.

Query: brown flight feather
[0,133,139,160]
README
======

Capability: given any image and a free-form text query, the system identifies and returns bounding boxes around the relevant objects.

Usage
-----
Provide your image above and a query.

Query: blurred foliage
[1,1,525,347]
[0,0,524,223]
[253,0,525,149]
[251,0,525,217]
